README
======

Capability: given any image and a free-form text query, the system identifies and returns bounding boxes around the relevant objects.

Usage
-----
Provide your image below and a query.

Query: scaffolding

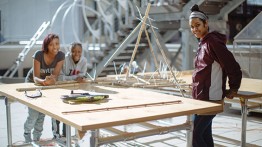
[233,11,262,79]
[2,21,50,78]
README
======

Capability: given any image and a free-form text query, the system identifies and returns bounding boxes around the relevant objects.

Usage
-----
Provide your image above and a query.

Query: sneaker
[24,133,32,143]
[33,135,40,142]
[61,134,66,138]
[53,134,61,140]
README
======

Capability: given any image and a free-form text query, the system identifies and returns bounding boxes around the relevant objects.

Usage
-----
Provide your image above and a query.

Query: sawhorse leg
[240,97,247,147]
[5,97,12,147]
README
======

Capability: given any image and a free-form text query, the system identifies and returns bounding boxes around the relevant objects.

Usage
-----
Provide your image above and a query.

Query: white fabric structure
[233,12,262,79]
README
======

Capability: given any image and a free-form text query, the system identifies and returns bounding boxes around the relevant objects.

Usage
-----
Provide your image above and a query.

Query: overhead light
[247,0,262,6]
[19,41,43,45]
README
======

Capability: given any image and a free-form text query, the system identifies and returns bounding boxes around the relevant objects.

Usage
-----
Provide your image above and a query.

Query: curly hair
[42,33,59,53]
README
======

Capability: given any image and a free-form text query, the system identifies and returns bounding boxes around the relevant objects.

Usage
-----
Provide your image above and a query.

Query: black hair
[191,5,203,13]
[70,42,82,51]
[190,4,208,21]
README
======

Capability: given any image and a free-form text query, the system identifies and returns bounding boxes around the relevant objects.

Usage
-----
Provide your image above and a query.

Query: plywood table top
[0,83,222,131]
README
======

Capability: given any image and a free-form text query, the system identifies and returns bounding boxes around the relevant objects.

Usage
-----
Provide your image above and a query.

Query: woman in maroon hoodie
[189,4,242,147]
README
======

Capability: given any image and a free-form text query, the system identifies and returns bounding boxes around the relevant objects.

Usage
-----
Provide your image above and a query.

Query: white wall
[0,0,84,43]
[0,45,69,77]
[0,0,86,77]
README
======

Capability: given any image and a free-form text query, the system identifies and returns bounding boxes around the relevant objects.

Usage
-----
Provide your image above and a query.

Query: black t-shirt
[26,50,65,83]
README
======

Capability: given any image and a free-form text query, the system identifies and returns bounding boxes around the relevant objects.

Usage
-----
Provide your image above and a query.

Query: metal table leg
[240,97,247,147]
[5,97,12,147]
[90,129,99,147]
[66,124,71,147]
[186,115,193,147]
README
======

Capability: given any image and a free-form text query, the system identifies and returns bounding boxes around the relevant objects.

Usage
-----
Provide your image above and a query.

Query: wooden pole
[148,18,185,97]
[62,100,182,114]
[16,83,81,92]
[126,3,151,79]
[98,123,190,145]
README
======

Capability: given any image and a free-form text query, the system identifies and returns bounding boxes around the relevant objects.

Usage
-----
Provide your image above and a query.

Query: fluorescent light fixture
[19,41,43,45]
[88,46,100,50]
[247,0,262,5]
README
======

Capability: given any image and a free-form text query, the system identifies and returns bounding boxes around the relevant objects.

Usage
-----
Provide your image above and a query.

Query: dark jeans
[52,120,66,137]
[193,114,216,147]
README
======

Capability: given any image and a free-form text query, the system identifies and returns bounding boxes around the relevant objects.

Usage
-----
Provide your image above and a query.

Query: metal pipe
[241,98,248,147]
[186,115,193,147]
[66,124,71,147]
[5,97,12,146]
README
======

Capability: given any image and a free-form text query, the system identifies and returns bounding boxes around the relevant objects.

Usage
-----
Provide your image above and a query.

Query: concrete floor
[1,97,262,147]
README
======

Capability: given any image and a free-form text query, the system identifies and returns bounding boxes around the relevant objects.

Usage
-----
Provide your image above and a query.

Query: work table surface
[0,83,222,131]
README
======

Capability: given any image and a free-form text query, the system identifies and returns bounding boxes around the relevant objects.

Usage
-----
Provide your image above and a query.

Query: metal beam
[213,0,245,20]
[147,0,205,22]
[162,30,179,43]
[150,12,182,21]
[181,0,205,19]
[90,22,142,78]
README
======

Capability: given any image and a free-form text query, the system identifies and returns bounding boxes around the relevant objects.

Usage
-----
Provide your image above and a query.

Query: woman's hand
[43,75,56,85]
[226,89,238,99]
[76,77,86,83]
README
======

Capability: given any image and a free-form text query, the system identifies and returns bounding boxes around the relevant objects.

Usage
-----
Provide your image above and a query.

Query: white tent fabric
[234,11,262,41]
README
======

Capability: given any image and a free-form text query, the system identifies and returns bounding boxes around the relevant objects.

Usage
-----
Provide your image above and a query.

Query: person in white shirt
[52,42,88,138]
[59,42,88,82]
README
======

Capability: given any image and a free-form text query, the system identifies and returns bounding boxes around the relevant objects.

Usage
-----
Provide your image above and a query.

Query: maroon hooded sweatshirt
[192,31,242,101]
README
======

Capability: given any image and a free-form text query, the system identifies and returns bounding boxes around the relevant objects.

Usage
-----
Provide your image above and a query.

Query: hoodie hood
[202,31,227,44]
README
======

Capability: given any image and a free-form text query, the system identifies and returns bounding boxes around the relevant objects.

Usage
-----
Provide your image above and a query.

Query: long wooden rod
[16,83,81,92]
[62,100,182,114]
[126,3,151,79]
[148,18,185,97]
[98,123,191,145]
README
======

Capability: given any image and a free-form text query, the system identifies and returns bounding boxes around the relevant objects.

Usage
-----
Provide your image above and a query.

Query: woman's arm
[58,58,76,81]
[75,59,88,83]
[33,59,64,86]
[45,60,64,85]
[33,59,45,85]
[52,60,64,79]
[78,59,88,77]
[210,40,242,90]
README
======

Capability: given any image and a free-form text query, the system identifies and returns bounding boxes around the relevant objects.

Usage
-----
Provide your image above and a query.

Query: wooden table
[178,74,262,147]
[0,83,222,147]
